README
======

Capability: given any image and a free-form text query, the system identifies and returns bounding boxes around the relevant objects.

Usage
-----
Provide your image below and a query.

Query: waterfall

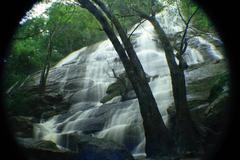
[33,3,223,158]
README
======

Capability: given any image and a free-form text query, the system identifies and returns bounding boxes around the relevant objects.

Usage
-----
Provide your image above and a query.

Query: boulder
[18,139,74,160]
[17,134,134,160]
[204,92,230,131]
[208,73,229,103]
[101,72,141,104]
[105,78,128,95]
[58,133,135,160]
[200,91,230,154]
[100,90,121,104]
[101,71,152,104]
[203,71,230,131]
[9,116,37,138]
[17,138,60,151]
[7,89,70,122]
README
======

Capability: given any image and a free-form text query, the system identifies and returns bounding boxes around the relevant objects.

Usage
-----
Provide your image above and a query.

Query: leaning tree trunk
[92,0,146,79]
[78,0,174,157]
[149,16,201,153]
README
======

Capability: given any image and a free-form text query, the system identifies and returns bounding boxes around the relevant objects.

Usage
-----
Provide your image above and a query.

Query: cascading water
[33,3,223,158]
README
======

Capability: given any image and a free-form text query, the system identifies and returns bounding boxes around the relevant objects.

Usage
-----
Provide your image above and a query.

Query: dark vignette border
[193,0,238,160]
[0,0,238,160]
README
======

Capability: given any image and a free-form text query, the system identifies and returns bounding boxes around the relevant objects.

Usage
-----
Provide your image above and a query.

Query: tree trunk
[39,63,47,90]
[149,16,201,153]
[39,33,53,92]
[78,0,174,157]
[92,0,146,79]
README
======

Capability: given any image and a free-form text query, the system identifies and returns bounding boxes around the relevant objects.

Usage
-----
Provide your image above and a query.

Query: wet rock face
[52,99,142,136]
[64,79,94,92]
[25,44,226,158]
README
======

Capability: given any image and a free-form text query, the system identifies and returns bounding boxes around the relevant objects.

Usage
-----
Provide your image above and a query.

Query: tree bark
[149,16,201,153]
[78,0,174,157]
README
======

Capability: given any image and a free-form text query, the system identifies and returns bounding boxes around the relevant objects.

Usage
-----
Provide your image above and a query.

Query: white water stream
[33,3,223,158]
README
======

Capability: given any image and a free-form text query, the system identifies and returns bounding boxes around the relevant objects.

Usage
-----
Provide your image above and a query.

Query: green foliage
[4,30,44,89]
[47,3,104,55]
[4,1,106,90]
[103,0,146,30]
[179,0,214,32]
[102,0,214,33]
[5,91,41,117]
[107,0,169,27]
[102,0,172,30]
